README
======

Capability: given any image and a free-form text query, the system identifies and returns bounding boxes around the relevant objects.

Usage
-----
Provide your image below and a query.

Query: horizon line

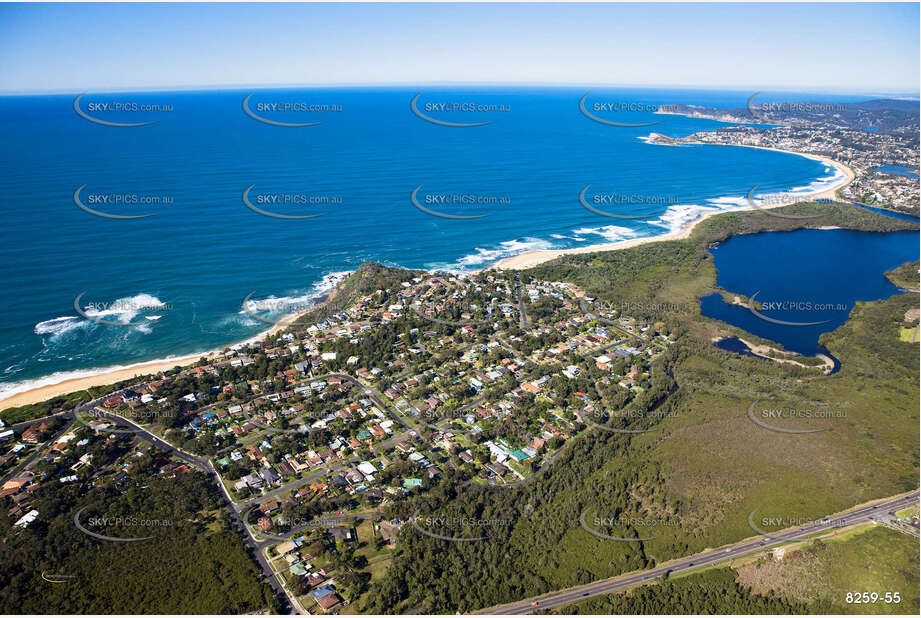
[1,81,918,99]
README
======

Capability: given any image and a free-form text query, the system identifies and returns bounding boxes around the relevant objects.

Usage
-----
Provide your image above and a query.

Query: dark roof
[329,526,352,542]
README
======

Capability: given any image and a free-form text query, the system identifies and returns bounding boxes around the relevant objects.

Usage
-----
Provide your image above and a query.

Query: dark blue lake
[876,164,920,179]
[701,228,919,356]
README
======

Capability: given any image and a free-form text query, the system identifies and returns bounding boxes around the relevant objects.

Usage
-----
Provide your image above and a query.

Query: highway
[475,491,920,615]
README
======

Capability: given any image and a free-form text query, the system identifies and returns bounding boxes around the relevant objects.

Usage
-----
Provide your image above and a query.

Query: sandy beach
[493,146,855,271]
[0,282,345,413]
[0,146,854,414]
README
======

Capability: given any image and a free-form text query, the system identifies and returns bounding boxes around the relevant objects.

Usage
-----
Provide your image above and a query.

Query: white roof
[357,461,377,476]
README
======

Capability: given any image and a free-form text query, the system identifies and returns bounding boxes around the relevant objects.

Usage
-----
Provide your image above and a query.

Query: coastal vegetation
[361,203,919,613]
[734,526,919,614]
[886,260,920,290]
[551,568,809,614]
[554,523,919,615]
[3,204,918,615]
[0,458,276,614]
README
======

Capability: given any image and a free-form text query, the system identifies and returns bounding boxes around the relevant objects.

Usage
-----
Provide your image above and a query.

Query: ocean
[0,87,863,400]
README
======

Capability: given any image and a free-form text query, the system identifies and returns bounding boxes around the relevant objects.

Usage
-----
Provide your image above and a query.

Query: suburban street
[48,397,296,613]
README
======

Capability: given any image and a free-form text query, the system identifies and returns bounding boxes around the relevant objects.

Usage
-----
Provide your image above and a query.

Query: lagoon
[701,228,919,357]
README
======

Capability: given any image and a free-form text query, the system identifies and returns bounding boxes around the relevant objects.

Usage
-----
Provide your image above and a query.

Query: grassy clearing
[342,518,393,614]
[735,525,919,614]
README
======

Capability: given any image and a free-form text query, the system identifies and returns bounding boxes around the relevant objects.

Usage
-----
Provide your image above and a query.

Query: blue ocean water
[0,87,859,398]
[701,229,919,356]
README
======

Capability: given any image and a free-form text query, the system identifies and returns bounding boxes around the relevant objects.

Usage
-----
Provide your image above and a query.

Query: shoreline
[0,280,347,413]
[0,146,855,414]
[492,144,855,271]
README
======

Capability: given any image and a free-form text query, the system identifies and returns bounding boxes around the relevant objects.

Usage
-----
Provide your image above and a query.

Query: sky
[0,2,918,94]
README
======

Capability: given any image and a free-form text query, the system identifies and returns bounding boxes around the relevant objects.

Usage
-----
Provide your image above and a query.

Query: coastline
[492,145,855,271]
[0,147,856,414]
[0,280,347,413]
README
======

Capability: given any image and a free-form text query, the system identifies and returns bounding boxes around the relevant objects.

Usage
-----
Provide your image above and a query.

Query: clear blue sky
[0,2,917,94]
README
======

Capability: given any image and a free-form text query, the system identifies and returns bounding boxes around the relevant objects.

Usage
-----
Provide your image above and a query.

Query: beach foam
[34,316,84,337]
[571,225,640,243]
[451,237,555,270]
[0,353,206,404]
[34,293,168,339]
[239,271,352,318]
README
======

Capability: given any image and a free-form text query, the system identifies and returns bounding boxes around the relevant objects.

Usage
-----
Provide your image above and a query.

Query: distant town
[654,98,920,213]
